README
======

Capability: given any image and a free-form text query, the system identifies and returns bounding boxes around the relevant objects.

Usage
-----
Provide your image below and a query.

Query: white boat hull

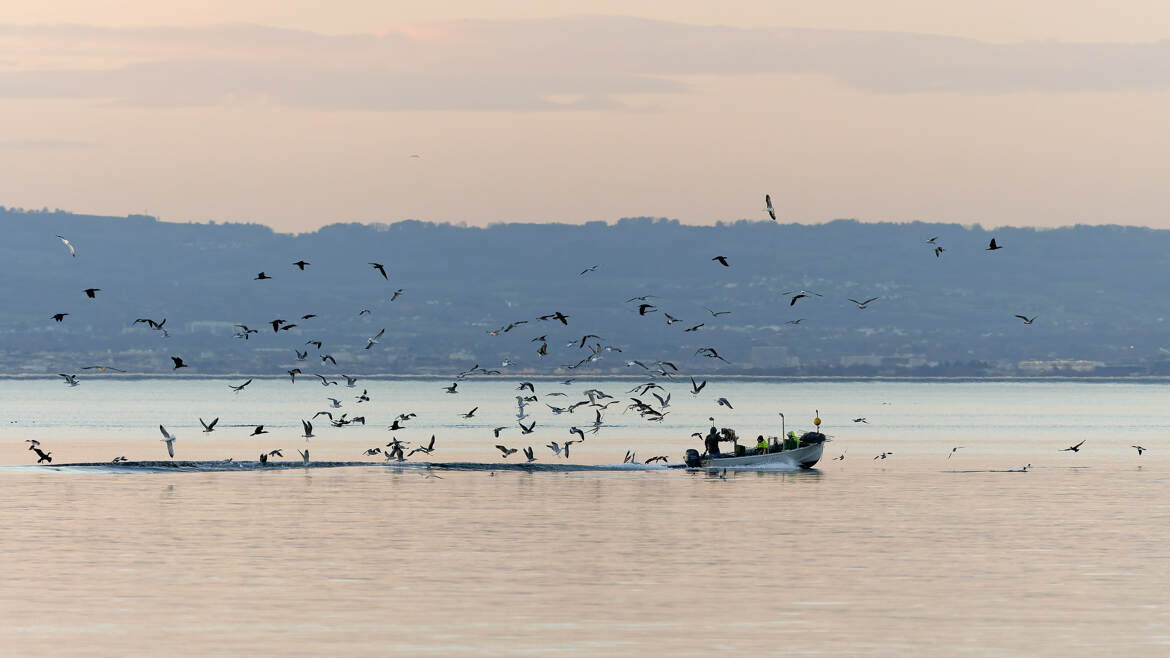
[699,442,824,469]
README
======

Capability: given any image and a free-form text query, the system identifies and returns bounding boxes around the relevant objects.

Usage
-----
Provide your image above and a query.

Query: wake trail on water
[5,460,810,474]
[9,460,680,473]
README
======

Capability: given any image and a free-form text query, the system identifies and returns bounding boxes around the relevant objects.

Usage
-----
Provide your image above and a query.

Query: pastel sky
[2,1,1170,231]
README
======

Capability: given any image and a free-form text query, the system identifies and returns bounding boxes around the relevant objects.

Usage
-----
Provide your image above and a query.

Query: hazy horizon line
[4,203,1160,235]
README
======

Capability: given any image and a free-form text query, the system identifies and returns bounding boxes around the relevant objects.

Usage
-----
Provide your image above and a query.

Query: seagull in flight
[987,238,1003,251]
[852,417,867,423]
[1132,445,1146,455]
[684,323,704,332]
[390,289,404,302]
[1060,440,1086,452]
[200,417,218,432]
[716,397,733,409]
[56,234,76,257]
[711,256,730,267]
[1014,315,1037,325]
[171,356,188,369]
[145,319,171,335]
[786,290,823,306]
[689,376,707,395]
[580,265,598,275]
[764,194,776,221]
[496,445,518,458]
[159,425,177,459]
[81,365,126,372]
[292,260,310,270]
[302,420,314,438]
[695,347,729,363]
[703,307,730,317]
[848,297,880,309]
[254,272,272,280]
[32,447,52,463]
[84,288,101,298]
[229,379,253,393]
[409,435,437,457]
[58,373,80,386]
[538,312,570,325]
[504,321,530,334]
[947,446,963,459]
[51,313,68,322]
[460,407,479,419]
[364,328,385,350]
[250,425,269,436]
[369,262,388,279]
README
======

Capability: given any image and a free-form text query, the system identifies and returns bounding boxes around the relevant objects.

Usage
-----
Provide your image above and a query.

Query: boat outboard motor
[684,449,702,467]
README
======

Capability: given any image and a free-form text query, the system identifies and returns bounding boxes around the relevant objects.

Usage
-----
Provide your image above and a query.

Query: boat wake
[6,460,814,474]
[10,460,683,474]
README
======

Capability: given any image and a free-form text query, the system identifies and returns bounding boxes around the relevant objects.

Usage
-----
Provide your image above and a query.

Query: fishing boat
[683,411,828,469]
[684,435,826,469]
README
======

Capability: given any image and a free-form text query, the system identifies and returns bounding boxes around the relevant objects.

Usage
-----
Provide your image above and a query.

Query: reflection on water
[1,380,1168,655]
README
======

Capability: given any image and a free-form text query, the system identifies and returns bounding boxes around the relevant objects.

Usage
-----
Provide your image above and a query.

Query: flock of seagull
[38,231,718,466]
[25,204,1149,468]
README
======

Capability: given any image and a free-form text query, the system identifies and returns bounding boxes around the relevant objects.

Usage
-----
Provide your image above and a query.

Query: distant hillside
[2,206,1169,376]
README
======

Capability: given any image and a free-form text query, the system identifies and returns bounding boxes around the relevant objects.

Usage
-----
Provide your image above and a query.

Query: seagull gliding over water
[159,425,176,459]
[56,234,76,257]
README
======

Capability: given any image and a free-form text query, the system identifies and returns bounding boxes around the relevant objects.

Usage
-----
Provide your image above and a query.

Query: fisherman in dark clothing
[704,424,723,458]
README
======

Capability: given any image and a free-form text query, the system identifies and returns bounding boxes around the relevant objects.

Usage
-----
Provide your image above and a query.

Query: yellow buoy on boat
[813,410,821,427]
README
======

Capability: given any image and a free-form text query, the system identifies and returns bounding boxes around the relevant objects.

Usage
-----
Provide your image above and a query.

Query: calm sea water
[2,378,1168,656]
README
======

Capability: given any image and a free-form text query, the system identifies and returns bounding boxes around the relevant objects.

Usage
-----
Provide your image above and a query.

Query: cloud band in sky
[0,17,1168,111]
